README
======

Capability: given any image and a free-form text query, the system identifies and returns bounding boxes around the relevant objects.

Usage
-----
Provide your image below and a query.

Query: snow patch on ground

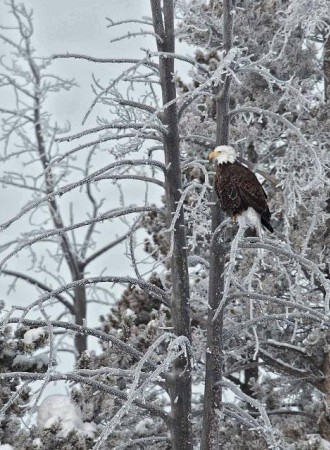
[0,445,15,450]
[37,395,96,437]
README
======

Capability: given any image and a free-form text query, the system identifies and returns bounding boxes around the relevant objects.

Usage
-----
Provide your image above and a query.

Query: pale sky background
[0,0,192,335]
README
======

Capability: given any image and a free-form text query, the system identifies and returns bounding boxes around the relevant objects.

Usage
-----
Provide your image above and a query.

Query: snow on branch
[3,317,152,364]
[220,292,329,324]
[45,133,163,173]
[52,53,158,69]
[110,30,164,44]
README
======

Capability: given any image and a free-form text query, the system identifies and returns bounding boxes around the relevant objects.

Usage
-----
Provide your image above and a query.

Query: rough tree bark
[324,32,330,102]
[318,29,330,441]
[150,1,192,449]
[201,1,234,449]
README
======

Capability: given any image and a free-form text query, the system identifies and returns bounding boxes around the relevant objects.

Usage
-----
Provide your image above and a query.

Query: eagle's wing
[215,170,243,213]
[231,163,269,217]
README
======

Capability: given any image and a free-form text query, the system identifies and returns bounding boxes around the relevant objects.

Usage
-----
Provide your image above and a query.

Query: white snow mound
[37,395,96,437]
[23,327,46,345]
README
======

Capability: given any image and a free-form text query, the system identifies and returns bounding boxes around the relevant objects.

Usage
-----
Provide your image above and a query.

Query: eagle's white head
[208,145,237,164]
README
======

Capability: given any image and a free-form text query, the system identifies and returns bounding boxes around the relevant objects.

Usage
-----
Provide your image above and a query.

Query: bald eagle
[208,145,274,233]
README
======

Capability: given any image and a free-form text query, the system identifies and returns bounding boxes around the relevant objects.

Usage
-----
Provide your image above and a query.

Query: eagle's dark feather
[215,161,274,232]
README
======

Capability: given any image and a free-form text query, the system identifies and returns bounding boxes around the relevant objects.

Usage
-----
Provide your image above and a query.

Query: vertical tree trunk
[73,270,88,355]
[150,1,192,449]
[324,33,330,103]
[320,27,330,443]
[318,353,330,441]
[201,1,234,449]
[29,53,87,356]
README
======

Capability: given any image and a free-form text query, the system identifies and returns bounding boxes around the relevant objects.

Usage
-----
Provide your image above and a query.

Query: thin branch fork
[45,131,163,174]
[106,17,153,27]
[1,269,74,314]
[0,206,161,270]
[1,160,165,232]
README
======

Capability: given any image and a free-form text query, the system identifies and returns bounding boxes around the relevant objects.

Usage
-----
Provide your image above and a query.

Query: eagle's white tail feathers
[237,207,264,238]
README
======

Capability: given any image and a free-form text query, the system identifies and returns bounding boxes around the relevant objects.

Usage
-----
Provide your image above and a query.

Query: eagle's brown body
[215,161,274,233]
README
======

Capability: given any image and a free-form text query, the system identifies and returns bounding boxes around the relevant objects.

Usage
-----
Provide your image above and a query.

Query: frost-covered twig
[52,53,158,69]
[1,159,165,231]
[0,206,160,269]
[229,106,323,190]
[110,30,163,44]
[224,313,330,342]
[1,269,74,313]
[213,223,247,322]
[55,122,167,143]
[94,334,190,448]
[220,379,279,449]
[12,274,169,321]
[240,237,330,311]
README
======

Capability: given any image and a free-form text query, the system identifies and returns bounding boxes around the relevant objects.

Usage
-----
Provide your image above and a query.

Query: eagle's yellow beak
[208,150,218,160]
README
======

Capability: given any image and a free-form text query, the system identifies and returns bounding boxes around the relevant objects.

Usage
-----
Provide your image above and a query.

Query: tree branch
[0,372,168,421]
[1,269,74,314]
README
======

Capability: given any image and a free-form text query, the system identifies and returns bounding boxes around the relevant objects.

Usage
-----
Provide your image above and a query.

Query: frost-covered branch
[52,53,158,69]
[1,269,74,314]
[0,372,168,420]
[0,206,160,270]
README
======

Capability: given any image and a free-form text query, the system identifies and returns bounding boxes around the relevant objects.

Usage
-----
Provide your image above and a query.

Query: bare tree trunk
[320,31,330,441]
[73,268,88,355]
[29,52,87,355]
[150,1,192,449]
[317,352,330,441]
[324,33,330,103]
[201,1,234,449]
